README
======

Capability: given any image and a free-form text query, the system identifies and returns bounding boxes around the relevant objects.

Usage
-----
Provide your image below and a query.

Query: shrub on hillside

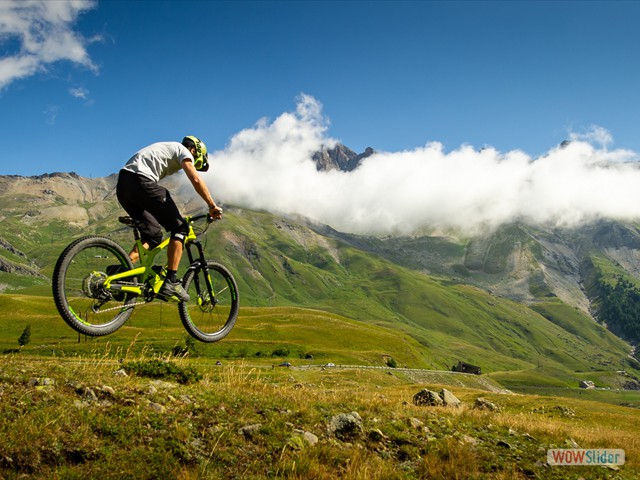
[18,324,31,347]
[123,360,202,384]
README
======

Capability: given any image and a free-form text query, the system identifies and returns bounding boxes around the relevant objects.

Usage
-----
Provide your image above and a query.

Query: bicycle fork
[185,239,217,307]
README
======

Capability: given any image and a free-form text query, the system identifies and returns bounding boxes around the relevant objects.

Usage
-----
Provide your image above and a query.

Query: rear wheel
[179,261,239,342]
[52,236,136,336]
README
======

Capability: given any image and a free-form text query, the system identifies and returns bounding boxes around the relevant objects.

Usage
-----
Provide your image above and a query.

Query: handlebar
[188,213,214,223]
[121,212,219,230]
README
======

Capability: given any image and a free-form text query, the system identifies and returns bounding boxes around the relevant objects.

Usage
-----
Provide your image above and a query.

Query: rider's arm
[182,160,223,219]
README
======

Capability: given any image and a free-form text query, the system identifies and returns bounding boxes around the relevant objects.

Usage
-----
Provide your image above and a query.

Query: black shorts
[116,170,185,247]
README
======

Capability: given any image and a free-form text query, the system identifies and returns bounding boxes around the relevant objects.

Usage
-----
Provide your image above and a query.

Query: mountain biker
[116,136,223,302]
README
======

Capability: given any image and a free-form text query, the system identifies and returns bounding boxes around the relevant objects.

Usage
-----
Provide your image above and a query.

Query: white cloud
[569,125,613,148]
[203,96,640,235]
[69,86,89,99]
[0,0,98,90]
[43,105,59,125]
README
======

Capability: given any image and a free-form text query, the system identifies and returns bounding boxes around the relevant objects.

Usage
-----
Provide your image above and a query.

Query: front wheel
[179,261,239,342]
[52,236,136,336]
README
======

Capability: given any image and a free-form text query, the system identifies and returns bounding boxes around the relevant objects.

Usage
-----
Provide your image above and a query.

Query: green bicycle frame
[102,220,198,297]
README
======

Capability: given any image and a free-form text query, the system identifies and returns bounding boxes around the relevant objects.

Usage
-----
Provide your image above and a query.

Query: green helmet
[182,136,209,172]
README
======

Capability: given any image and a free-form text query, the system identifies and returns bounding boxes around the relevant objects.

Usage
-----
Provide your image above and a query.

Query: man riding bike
[116,136,223,302]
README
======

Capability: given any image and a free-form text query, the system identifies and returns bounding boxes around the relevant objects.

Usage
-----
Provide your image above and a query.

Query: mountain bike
[52,213,239,343]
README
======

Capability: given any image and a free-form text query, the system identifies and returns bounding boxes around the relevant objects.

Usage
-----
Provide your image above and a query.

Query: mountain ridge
[2,155,640,333]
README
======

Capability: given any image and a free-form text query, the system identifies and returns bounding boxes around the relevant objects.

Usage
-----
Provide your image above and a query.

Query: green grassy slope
[195,210,635,380]
[1,177,638,389]
[0,294,432,368]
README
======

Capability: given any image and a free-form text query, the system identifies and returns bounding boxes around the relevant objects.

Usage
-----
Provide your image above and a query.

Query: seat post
[119,216,142,241]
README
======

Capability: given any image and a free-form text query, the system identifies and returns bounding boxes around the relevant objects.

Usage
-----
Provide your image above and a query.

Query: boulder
[440,388,462,407]
[413,389,444,406]
[473,397,500,412]
[328,412,363,441]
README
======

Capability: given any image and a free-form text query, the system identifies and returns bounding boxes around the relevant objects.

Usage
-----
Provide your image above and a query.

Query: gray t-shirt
[122,142,194,182]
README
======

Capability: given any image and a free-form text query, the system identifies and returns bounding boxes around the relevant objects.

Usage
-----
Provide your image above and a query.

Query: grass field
[1,294,434,368]
[3,292,640,398]
[1,352,638,479]
[2,291,640,478]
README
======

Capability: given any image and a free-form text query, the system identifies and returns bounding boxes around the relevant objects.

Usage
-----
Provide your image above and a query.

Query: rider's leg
[165,221,189,280]
[121,176,188,300]
[166,238,183,273]
[116,170,164,263]
[160,236,189,302]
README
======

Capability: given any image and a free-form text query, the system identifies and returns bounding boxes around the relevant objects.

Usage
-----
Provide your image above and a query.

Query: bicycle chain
[93,300,149,314]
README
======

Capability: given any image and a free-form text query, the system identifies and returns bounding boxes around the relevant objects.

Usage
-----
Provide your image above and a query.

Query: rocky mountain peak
[312,144,375,172]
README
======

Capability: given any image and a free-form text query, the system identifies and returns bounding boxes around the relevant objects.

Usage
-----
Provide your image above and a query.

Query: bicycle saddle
[118,216,145,229]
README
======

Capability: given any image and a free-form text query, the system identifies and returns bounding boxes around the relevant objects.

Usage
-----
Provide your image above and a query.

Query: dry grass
[0,357,638,479]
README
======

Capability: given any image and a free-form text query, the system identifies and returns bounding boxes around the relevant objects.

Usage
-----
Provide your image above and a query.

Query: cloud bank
[0,0,97,90]
[206,95,640,235]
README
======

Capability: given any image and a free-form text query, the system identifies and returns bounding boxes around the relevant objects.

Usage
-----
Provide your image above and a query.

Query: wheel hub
[82,272,109,299]
[198,292,216,312]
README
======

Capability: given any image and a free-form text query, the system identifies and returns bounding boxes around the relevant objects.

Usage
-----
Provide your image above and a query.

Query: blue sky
[1,0,639,179]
